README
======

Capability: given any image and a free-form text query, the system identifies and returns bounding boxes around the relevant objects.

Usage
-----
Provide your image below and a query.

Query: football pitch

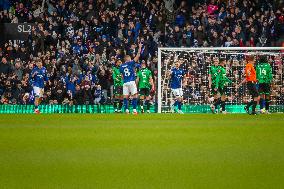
[0,114,283,189]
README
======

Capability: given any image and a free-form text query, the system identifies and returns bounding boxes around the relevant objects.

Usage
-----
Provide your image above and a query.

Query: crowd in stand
[0,0,283,105]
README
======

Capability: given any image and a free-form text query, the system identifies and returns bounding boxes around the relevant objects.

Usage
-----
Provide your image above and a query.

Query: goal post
[157,47,284,113]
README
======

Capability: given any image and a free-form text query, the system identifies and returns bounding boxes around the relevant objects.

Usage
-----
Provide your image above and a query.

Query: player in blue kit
[30,59,49,114]
[120,44,142,114]
[168,60,187,114]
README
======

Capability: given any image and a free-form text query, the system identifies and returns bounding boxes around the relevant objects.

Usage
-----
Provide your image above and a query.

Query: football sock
[146,100,150,110]
[173,100,178,107]
[119,100,123,110]
[260,98,265,109]
[252,101,257,113]
[221,101,226,111]
[139,99,144,108]
[265,99,270,111]
[132,98,138,109]
[35,105,38,110]
[247,100,254,108]
[123,98,129,110]
[113,99,118,109]
[214,98,221,108]
[178,101,182,110]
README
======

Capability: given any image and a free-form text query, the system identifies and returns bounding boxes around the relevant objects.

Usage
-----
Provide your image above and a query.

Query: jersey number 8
[124,68,130,76]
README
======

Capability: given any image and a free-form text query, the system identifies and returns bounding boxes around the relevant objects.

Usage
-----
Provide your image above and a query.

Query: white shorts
[33,86,44,98]
[123,81,137,96]
[172,88,183,97]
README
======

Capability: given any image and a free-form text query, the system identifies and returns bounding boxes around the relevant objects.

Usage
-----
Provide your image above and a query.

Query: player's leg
[251,84,260,115]
[177,88,184,114]
[139,88,145,113]
[259,84,266,113]
[260,94,266,113]
[113,96,119,112]
[145,89,151,113]
[130,81,138,114]
[117,86,123,112]
[265,83,271,113]
[219,87,227,114]
[220,95,226,114]
[113,86,119,112]
[210,85,220,113]
[245,82,255,114]
[171,89,179,112]
[123,83,130,114]
[118,95,123,112]
[33,87,41,113]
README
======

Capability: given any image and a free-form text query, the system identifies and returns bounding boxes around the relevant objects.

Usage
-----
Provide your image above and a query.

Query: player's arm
[236,65,249,89]
[236,78,246,89]
[224,70,232,84]
[136,71,140,86]
[166,69,173,79]
[268,64,273,84]
[44,69,49,82]
[133,43,143,63]
[215,74,220,89]
[149,74,155,91]
[208,74,212,89]
[256,64,261,82]
[119,66,124,80]
[182,71,187,87]
[208,66,214,89]
[112,69,119,81]
[31,69,37,78]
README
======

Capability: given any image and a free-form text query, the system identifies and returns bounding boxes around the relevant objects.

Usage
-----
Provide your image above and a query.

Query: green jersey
[137,68,152,89]
[209,65,219,84]
[112,66,123,87]
[256,63,272,84]
[216,66,231,88]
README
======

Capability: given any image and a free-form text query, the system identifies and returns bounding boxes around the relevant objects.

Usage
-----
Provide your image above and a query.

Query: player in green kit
[216,58,231,114]
[256,55,273,114]
[136,60,154,113]
[112,59,124,112]
[209,57,221,113]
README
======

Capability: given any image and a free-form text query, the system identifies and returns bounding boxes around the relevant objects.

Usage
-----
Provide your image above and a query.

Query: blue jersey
[31,66,48,88]
[119,60,136,83]
[170,68,185,89]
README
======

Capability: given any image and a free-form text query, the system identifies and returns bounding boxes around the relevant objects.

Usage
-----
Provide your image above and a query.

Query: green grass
[0,114,283,189]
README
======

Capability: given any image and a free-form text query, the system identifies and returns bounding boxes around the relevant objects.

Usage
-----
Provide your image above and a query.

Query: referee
[236,55,260,115]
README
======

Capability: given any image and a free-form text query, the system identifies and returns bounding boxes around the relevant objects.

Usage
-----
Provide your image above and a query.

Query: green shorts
[258,83,271,95]
[113,86,123,96]
[211,84,227,95]
[139,88,150,96]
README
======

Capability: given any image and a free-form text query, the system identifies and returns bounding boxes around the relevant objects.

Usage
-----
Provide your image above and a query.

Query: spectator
[0,57,11,75]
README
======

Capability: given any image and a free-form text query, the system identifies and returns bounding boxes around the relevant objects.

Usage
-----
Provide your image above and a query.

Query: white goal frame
[157,47,284,113]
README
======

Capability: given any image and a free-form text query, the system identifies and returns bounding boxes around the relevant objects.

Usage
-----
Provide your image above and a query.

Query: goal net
[157,47,284,113]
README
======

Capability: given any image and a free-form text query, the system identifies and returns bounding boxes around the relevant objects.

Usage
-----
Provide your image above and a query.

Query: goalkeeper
[256,55,273,114]
[209,57,220,113]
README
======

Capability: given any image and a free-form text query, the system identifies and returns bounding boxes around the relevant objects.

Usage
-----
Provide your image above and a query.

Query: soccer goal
[157,47,284,113]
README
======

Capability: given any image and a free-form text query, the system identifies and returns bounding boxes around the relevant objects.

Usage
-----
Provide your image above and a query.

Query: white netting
[158,48,284,113]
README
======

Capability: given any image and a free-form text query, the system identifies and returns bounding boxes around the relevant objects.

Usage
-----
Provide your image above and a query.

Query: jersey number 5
[142,71,147,78]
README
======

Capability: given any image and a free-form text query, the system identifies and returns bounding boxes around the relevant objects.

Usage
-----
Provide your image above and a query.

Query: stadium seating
[0,0,283,105]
